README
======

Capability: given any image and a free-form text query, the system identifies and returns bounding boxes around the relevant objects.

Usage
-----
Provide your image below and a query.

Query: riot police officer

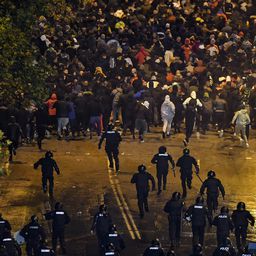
[231,202,255,250]
[102,224,125,253]
[200,171,225,216]
[44,202,70,254]
[0,214,11,241]
[186,197,211,246]
[20,215,46,256]
[176,148,199,198]
[104,243,120,256]
[212,237,236,256]
[212,207,234,246]
[34,151,60,197]
[151,146,175,195]
[190,244,203,256]
[163,192,184,248]
[0,231,21,256]
[131,165,155,218]
[98,123,122,173]
[91,204,112,247]
[143,239,165,256]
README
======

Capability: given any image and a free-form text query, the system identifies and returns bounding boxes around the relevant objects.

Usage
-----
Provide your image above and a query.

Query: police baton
[195,173,203,183]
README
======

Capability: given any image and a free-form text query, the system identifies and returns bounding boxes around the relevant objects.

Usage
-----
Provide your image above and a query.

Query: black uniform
[143,245,165,256]
[44,207,70,254]
[200,177,225,215]
[0,217,11,240]
[34,154,60,196]
[186,202,211,246]
[99,130,122,172]
[212,213,233,246]
[103,249,120,256]
[0,235,22,256]
[91,212,112,246]
[176,154,199,198]
[212,242,236,256]
[20,220,46,256]
[151,152,175,193]
[164,197,184,247]
[131,167,155,218]
[102,231,125,253]
[38,246,55,256]
[231,208,254,249]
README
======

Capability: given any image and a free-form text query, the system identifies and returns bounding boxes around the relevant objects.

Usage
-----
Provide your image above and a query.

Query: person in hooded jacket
[182,91,202,146]
[161,95,175,138]
[131,165,155,218]
[45,94,57,129]
[164,192,184,248]
[231,104,250,148]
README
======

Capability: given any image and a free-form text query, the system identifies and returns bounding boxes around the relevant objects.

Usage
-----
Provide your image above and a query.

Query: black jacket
[34,157,60,177]
[143,245,165,256]
[20,221,46,242]
[53,100,70,118]
[200,177,225,197]
[212,213,233,234]
[6,122,22,142]
[44,210,70,232]
[0,218,11,238]
[164,199,184,220]
[151,153,175,173]
[186,203,211,227]
[91,212,112,236]
[176,155,199,177]
[99,131,122,150]
[231,210,255,228]
[131,171,155,193]
[102,231,125,251]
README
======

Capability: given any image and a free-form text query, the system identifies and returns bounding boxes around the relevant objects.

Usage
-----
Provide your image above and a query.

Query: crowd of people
[1,0,256,255]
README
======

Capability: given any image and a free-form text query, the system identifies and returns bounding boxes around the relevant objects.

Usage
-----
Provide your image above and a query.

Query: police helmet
[207,170,216,178]
[109,224,117,232]
[107,123,114,131]
[99,204,107,213]
[237,202,246,210]
[159,146,167,154]
[196,196,204,204]
[193,243,202,254]
[45,151,53,158]
[55,202,63,210]
[138,164,146,173]
[151,238,160,246]
[183,148,190,155]
[172,192,181,201]
[220,206,229,214]
[31,215,38,222]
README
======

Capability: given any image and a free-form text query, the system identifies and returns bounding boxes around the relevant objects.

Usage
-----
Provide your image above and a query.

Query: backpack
[187,98,197,113]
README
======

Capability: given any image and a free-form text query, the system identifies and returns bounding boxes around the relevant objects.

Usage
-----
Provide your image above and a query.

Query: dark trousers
[8,141,18,161]
[168,217,181,246]
[26,240,40,256]
[157,172,168,191]
[207,194,218,215]
[214,112,225,130]
[52,229,66,253]
[185,113,195,142]
[181,173,192,198]
[37,125,46,150]
[201,112,211,132]
[235,226,247,249]
[217,231,229,247]
[137,191,149,215]
[192,225,205,246]
[42,176,54,196]
[106,148,119,170]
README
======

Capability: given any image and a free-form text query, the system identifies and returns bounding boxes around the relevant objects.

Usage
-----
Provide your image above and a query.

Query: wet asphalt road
[1,128,256,255]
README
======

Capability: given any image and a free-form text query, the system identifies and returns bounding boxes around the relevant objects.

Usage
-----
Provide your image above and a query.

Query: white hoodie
[161,95,175,120]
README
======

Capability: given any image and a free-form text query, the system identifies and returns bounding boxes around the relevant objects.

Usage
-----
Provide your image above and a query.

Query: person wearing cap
[131,165,155,218]
[143,239,165,256]
[200,171,225,216]
[34,151,60,197]
[44,202,70,254]
[135,101,151,143]
[185,197,212,246]
[6,116,23,162]
[91,204,112,249]
[98,123,122,173]
[164,192,184,248]
[212,207,234,246]
[20,215,46,256]
[231,104,250,148]
[182,91,202,146]
[176,148,199,198]
[231,202,255,250]
[102,224,125,253]
[161,95,175,139]
[151,146,175,195]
